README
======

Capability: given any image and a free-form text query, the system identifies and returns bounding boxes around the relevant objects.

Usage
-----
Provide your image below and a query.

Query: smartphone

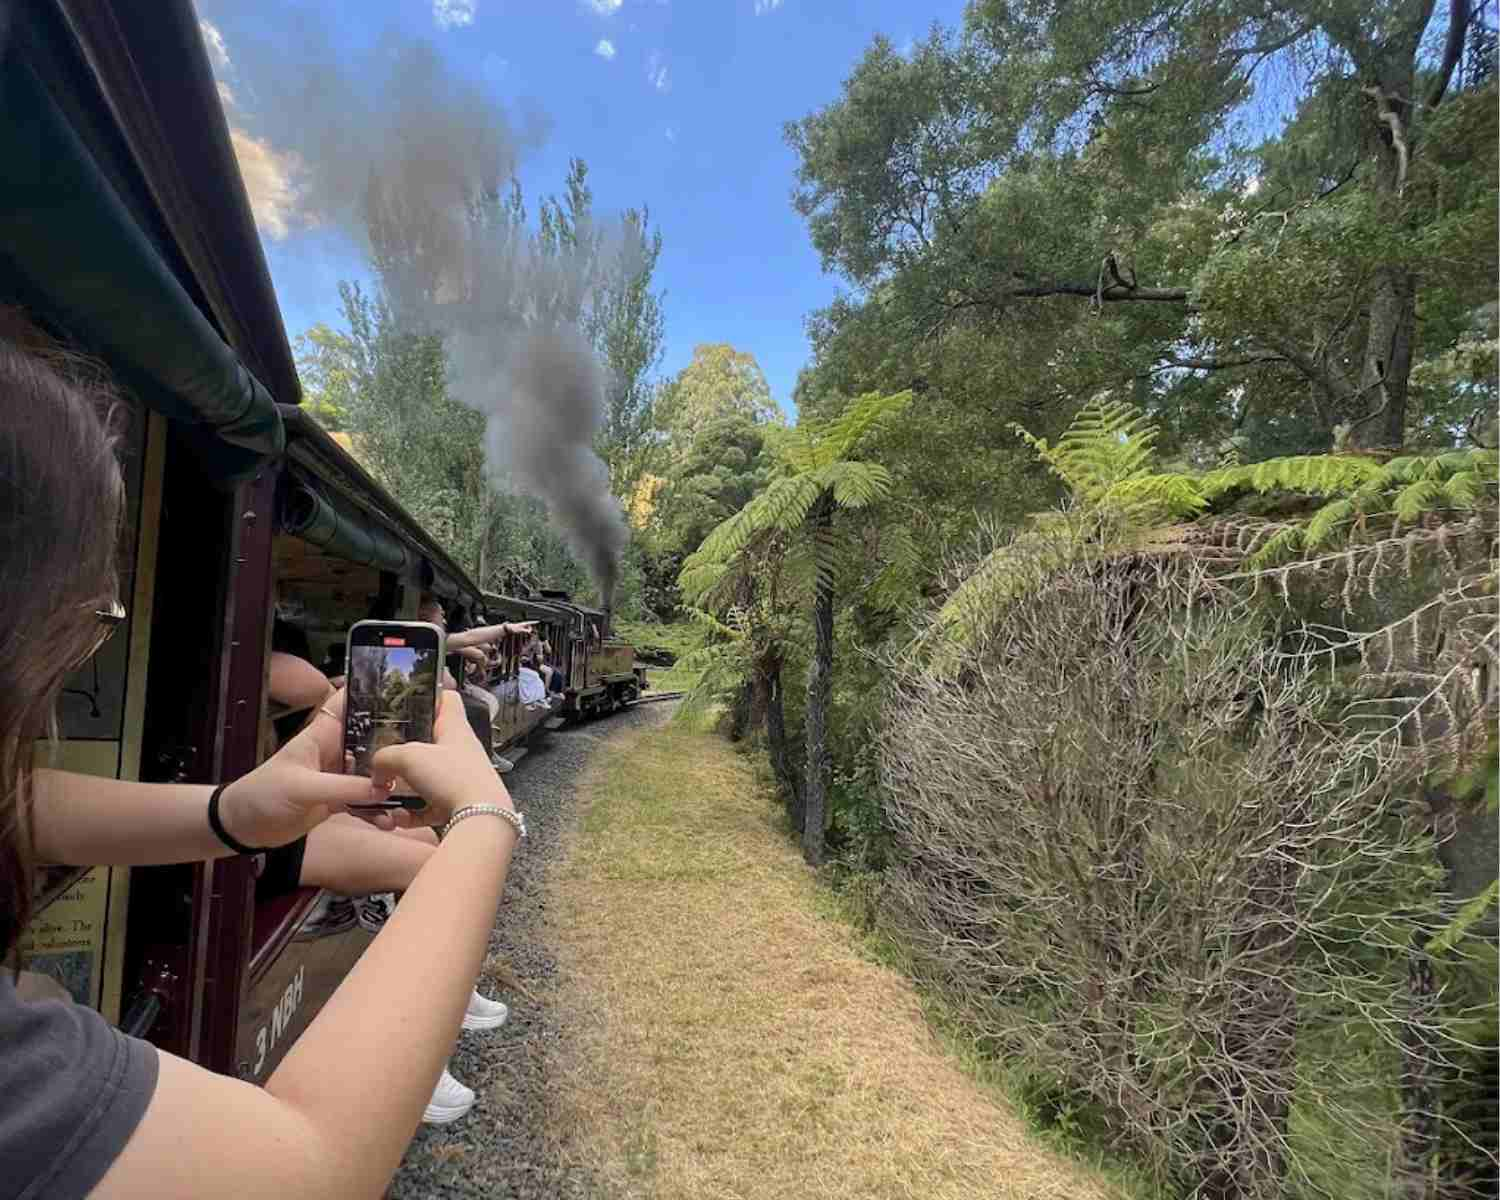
[341,620,445,810]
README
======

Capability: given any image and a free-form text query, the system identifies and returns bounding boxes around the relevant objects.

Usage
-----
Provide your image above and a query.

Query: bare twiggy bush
[880,547,1448,1200]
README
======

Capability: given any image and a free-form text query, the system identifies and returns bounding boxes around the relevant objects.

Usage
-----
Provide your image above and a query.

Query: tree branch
[1428,0,1471,107]
[1363,85,1411,195]
[1143,353,1287,375]
[1007,278,1192,304]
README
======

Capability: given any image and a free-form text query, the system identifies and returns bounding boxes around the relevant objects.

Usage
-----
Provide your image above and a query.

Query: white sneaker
[356,892,394,933]
[294,894,357,941]
[462,990,510,1032]
[492,754,514,773]
[423,1067,475,1125]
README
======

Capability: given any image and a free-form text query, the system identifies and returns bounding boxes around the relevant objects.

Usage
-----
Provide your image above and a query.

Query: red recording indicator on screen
[382,637,407,647]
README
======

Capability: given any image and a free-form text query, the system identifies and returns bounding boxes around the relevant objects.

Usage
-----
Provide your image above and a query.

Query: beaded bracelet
[443,803,527,841]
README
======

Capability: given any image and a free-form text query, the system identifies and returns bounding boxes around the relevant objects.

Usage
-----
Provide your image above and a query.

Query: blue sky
[203,0,969,418]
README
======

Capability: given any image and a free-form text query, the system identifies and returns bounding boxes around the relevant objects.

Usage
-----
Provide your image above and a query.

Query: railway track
[630,690,685,705]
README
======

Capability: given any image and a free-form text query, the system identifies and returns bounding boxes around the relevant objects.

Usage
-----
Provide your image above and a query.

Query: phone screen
[343,621,444,787]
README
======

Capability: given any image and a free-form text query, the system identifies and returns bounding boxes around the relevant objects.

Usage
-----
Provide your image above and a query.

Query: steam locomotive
[6,0,649,1085]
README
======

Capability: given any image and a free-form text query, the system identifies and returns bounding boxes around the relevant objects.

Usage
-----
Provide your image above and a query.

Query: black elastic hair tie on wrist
[207,784,266,855]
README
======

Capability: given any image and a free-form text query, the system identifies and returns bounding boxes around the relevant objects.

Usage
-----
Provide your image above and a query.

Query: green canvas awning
[277,475,414,575]
[0,54,283,473]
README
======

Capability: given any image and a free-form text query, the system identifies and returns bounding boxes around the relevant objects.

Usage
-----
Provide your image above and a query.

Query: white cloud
[664,125,678,144]
[433,0,477,30]
[199,20,307,240]
[229,129,306,241]
[754,0,783,14]
[588,0,623,14]
[199,20,232,71]
[594,38,617,60]
[646,50,670,92]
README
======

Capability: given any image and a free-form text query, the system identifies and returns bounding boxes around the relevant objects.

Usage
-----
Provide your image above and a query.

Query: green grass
[550,723,1118,1200]
[815,870,1166,1200]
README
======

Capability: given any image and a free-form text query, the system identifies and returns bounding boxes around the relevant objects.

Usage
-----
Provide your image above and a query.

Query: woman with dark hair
[0,335,526,1197]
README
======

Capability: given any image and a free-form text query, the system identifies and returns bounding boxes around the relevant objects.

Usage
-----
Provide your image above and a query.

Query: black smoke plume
[198,5,627,600]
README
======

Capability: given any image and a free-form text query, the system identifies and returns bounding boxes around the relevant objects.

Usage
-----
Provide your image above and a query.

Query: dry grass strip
[546,724,1114,1200]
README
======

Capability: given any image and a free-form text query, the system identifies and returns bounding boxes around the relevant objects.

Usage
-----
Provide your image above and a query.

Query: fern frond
[865,522,924,613]
[926,516,1094,662]
[1392,480,1443,524]
[758,473,824,534]
[1303,498,1356,551]
[1443,470,1481,508]
[1106,473,1209,521]
[823,460,893,510]
[1013,396,1162,507]
[1201,454,1385,500]
[1246,523,1308,569]
[1427,879,1500,958]
[816,388,914,464]
[684,474,822,593]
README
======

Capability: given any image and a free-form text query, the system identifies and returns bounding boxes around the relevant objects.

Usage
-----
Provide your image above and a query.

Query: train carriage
[1,0,486,1081]
[481,591,649,721]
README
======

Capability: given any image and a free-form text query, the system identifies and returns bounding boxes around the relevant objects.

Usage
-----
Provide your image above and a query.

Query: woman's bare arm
[268,651,335,712]
[94,821,514,1200]
[91,693,517,1200]
[32,694,379,865]
[444,621,533,651]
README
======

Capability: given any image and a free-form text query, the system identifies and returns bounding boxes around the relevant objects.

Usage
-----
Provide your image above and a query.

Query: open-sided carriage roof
[480,592,573,625]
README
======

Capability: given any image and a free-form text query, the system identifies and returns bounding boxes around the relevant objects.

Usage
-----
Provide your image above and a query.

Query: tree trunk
[1353,266,1416,451]
[1349,51,1422,451]
[763,663,803,827]
[473,489,493,590]
[728,679,753,742]
[1397,934,1441,1200]
[802,492,835,866]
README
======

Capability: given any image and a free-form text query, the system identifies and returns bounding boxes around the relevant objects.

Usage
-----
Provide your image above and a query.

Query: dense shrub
[879,547,1450,1199]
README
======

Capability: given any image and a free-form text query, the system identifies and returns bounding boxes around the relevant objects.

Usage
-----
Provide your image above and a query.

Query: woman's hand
[365,690,514,829]
[220,689,386,846]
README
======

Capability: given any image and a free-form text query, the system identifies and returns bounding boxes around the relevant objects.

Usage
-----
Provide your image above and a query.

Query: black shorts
[256,836,308,898]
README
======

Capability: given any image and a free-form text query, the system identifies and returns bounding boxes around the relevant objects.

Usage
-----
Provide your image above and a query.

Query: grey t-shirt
[1,970,159,1200]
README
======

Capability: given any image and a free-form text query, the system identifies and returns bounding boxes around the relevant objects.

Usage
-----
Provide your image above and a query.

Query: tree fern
[681,390,914,606]
[823,460,893,510]
[864,522,925,614]
[787,388,913,473]
[676,387,915,864]
[1232,447,1499,567]
[1011,396,1159,504]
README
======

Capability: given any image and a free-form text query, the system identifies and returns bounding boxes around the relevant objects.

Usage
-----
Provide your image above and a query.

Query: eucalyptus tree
[787,1,1497,454]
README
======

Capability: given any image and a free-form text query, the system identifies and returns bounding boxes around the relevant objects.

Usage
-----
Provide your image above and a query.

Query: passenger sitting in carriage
[517,658,549,710]
[416,596,532,775]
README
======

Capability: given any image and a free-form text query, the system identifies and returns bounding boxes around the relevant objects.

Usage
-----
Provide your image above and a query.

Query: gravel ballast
[388,701,673,1200]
